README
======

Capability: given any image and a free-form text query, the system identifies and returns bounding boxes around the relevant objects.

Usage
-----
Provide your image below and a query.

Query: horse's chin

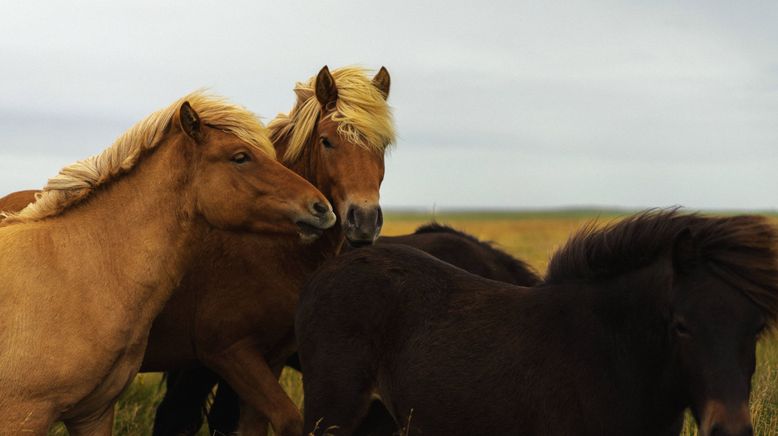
[297,221,324,243]
[346,238,374,248]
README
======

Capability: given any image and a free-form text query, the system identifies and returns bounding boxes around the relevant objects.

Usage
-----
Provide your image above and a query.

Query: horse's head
[546,211,777,435]
[177,101,336,242]
[668,228,768,436]
[305,66,393,247]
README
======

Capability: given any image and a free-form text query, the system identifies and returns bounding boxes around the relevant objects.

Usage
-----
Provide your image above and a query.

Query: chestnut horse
[141,66,394,436]
[298,210,778,436]
[0,92,335,435]
[159,222,542,435]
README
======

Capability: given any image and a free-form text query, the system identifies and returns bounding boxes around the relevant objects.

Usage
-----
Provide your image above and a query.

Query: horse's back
[299,243,531,338]
[0,190,39,216]
[299,245,473,358]
[375,226,540,286]
[300,245,482,323]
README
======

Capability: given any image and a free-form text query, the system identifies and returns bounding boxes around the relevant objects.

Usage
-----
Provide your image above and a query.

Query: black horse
[153,223,540,436]
[297,210,778,436]
[371,223,541,286]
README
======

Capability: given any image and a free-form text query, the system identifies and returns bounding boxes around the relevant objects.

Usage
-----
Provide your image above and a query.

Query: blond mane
[268,66,395,163]
[2,91,275,224]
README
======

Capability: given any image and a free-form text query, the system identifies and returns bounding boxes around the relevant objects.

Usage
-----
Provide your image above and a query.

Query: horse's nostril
[312,202,329,215]
[347,206,357,226]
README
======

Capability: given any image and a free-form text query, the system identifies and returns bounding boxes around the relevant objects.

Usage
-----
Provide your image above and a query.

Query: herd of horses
[0,65,776,436]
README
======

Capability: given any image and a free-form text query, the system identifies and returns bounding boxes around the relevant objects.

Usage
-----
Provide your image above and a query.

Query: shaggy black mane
[545,209,778,323]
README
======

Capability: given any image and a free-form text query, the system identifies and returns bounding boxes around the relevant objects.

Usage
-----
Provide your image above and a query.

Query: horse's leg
[235,400,272,436]
[354,400,399,436]
[2,402,57,434]
[204,344,302,436]
[153,367,219,436]
[64,405,115,436]
[206,379,242,435]
[228,362,288,436]
[301,351,375,435]
[242,362,289,436]
[285,352,302,372]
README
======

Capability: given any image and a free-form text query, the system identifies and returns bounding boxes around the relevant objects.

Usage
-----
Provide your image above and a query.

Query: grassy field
[50,210,778,435]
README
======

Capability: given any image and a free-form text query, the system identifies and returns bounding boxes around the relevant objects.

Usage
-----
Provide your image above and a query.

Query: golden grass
[47,213,778,435]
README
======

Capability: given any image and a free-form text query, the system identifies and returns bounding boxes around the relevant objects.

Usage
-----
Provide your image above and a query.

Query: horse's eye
[231,152,251,164]
[321,137,334,149]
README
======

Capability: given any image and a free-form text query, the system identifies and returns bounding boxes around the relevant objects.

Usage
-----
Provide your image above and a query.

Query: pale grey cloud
[1,0,776,209]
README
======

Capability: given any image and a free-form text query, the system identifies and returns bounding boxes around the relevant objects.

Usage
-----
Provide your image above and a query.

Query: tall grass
[47,213,778,435]
[48,373,166,435]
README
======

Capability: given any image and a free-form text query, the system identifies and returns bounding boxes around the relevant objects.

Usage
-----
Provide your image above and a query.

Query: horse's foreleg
[203,344,302,436]
[64,404,115,436]
[0,402,57,435]
[207,380,242,434]
[299,343,377,435]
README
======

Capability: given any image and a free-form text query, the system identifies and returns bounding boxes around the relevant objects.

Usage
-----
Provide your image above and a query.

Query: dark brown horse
[297,210,778,436]
[159,222,542,435]
[371,223,541,286]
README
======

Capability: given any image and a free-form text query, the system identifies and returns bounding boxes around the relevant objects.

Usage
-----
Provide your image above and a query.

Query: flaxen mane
[268,66,395,163]
[545,209,778,323]
[2,91,274,224]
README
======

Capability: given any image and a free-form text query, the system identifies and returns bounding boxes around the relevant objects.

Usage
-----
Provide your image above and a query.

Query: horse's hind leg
[64,405,114,436]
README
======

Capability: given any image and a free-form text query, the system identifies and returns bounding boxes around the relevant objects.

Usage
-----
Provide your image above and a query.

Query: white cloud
[1,0,776,209]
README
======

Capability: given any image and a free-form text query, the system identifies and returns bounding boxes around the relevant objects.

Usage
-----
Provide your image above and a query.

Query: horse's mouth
[297,221,325,242]
[346,238,374,248]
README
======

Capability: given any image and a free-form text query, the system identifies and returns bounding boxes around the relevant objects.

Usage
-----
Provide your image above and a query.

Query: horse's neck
[49,140,200,321]
[578,267,687,426]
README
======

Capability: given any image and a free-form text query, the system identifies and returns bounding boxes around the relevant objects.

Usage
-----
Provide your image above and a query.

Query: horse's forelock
[270,66,395,163]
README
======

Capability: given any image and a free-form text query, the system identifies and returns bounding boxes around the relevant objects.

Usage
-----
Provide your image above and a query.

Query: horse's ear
[372,66,391,99]
[179,101,203,142]
[671,228,697,275]
[315,65,338,108]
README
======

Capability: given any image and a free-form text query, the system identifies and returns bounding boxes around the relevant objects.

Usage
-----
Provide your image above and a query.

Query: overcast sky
[1,1,776,210]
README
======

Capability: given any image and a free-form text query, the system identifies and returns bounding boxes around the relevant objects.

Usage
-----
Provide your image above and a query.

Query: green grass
[49,373,166,435]
[48,211,778,435]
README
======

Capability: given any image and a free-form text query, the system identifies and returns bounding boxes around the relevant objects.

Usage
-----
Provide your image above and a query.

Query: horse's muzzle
[344,204,383,247]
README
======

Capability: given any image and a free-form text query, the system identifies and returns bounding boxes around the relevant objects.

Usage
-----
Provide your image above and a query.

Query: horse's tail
[152,367,219,436]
